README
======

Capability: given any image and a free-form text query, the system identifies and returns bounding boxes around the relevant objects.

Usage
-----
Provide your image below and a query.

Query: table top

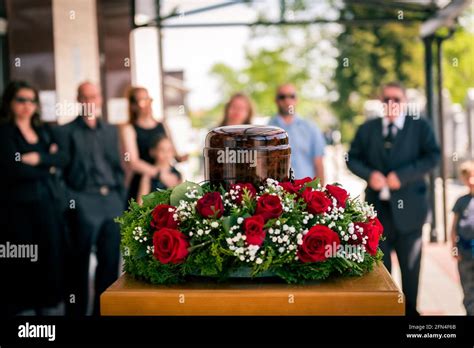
[101,263,405,316]
[107,262,399,293]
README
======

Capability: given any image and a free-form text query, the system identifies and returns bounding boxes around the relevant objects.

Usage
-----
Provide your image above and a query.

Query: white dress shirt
[379,114,406,201]
[382,114,406,137]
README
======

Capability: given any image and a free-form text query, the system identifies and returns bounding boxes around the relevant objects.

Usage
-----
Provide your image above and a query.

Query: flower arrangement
[117,177,384,284]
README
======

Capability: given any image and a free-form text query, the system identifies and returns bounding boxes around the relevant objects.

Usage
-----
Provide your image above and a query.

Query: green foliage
[118,179,384,285]
[275,250,383,284]
[169,181,203,206]
[209,47,312,120]
[302,177,321,190]
[330,4,472,141]
[203,1,473,144]
[333,3,425,141]
[241,188,256,212]
[443,29,474,104]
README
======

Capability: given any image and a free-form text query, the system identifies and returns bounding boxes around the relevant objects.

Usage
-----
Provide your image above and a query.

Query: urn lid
[205,125,289,149]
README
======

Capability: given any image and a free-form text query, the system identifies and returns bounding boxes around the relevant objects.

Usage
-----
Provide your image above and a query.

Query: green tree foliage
[201,1,473,142]
[443,28,474,104]
[210,47,311,119]
[332,4,425,141]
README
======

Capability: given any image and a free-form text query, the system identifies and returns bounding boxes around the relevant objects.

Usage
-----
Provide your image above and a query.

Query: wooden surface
[101,263,405,316]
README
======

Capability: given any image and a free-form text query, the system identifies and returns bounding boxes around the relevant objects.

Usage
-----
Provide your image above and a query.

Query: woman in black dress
[0,81,67,315]
[120,87,167,203]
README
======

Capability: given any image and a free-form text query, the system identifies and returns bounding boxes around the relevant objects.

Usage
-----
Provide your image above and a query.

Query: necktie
[384,123,396,153]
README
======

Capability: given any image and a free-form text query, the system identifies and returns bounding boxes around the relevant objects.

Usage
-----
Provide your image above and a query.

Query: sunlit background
[2,0,473,315]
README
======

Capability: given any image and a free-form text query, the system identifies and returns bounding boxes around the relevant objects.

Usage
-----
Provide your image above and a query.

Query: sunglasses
[132,97,153,104]
[383,97,401,103]
[14,96,37,104]
[277,94,296,100]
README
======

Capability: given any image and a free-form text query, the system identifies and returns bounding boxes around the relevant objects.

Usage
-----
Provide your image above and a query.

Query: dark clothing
[127,123,166,202]
[348,116,440,232]
[0,122,67,315]
[452,193,474,315]
[58,117,124,196]
[453,194,474,248]
[135,123,166,163]
[57,116,125,316]
[151,166,182,191]
[377,201,422,316]
[458,248,474,315]
[347,116,440,315]
[64,192,122,316]
[86,122,117,187]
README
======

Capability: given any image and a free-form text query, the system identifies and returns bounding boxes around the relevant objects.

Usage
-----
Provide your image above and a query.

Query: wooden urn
[204,125,291,188]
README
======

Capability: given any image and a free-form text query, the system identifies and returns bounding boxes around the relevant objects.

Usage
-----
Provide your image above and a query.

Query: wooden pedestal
[101,263,404,316]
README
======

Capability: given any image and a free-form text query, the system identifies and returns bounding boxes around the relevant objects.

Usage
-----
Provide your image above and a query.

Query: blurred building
[0,0,188,124]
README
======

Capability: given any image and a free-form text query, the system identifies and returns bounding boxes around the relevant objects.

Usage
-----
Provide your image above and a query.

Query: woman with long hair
[0,81,67,315]
[219,93,254,127]
[119,87,167,202]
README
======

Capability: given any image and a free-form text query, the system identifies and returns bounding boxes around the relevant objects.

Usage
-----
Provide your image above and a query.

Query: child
[137,135,182,204]
[451,160,474,315]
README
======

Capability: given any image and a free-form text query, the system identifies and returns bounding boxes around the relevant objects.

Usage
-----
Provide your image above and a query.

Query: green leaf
[302,177,321,190]
[170,181,203,206]
[142,190,163,205]
[140,189,172,208]
[222,214,240,234]
[222,216,231,234]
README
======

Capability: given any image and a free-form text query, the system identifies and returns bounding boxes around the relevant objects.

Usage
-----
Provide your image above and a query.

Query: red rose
[365,229,381,256]
[151,204,178,230]
[366,218,383,256]
[229,183,257,204]
[294,177,313,187]
[255,194,283,221]
[196,192,224,218]
[279,177,313,194]
[298,225,341,263]
[302,188,332,214]
[325,184,349,208]
[152,228,189,264]
[353,218,384,256]
[279,181,299,194]
[371,217,384,236]
[243,215,266,246]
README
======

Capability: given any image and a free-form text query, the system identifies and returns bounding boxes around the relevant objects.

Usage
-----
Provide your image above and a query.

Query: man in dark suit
[58,82,125,316]
[347,82,440,315]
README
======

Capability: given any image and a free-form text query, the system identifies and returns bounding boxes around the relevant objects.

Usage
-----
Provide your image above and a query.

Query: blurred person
[268,83,325,183]
[58,81,125,316]
[451,160,474,315]
[347,81,440,315]
[0,81,67,315]
[137,135,182,204]
[219,93,254,127]
[120,87,187,203]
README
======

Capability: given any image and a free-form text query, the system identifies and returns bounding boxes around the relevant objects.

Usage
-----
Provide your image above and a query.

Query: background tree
[332,4,425,141]
[197,1,472,143]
